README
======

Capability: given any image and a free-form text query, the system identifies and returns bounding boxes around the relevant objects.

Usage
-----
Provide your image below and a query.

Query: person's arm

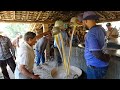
[36,30,51,40]
[16,38,19,47]
[19,65,40,79]
[110,35,118,38]
[7,37,16,59]
[91,51,110,62]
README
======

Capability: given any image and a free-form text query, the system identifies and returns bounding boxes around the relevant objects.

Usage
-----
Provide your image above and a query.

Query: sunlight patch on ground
[0,65,15,79]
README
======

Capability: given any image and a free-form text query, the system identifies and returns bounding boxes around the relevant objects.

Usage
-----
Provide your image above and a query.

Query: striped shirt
[0,35,15,60]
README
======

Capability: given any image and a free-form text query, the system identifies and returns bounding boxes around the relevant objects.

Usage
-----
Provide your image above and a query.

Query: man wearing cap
[80,11,109,79]
[106,22,119,41]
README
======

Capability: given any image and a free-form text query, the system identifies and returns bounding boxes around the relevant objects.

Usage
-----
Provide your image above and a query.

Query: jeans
[35,50,45,66]
[86,65,108,79]
[0,57,16,79]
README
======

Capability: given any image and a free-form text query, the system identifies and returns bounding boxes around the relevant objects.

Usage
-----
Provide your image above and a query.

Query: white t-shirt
[15,41,35,79]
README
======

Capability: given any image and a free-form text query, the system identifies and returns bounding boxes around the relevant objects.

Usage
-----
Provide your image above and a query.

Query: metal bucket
[51,65,82,79]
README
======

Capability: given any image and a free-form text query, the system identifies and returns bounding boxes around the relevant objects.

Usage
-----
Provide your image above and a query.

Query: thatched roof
[0,11,120,31]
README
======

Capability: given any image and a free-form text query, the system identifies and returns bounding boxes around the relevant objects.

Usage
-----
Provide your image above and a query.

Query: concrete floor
[0,65,15,79]
[0,46,87,79]
[2,46,120,79]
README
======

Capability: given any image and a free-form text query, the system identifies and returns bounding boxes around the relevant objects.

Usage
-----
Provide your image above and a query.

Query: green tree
[4,23,30,39]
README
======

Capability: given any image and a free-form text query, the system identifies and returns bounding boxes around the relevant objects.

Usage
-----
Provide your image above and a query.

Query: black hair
[106,23,111,26]
[24,32,36,41]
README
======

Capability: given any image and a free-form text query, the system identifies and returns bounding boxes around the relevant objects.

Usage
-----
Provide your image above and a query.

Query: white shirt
[107,28,119,40]
[15,41,35,79]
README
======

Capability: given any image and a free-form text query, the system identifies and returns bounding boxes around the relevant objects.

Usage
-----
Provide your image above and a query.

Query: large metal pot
[51,65,83,79]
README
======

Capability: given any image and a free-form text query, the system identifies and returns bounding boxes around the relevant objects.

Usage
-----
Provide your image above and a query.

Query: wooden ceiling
[0,11,120,31]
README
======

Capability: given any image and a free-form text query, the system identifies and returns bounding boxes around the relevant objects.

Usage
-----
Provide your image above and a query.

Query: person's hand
[32,74,40,79]
[13,56,16,60]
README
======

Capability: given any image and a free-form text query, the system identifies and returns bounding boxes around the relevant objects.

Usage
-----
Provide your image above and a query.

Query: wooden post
[42,24,50,62]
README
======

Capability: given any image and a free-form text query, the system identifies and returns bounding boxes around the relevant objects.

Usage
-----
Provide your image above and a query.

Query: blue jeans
[86,65,108,79]
[35,50,45,66]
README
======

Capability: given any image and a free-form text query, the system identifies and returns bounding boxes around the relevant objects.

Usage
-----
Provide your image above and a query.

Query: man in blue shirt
[79,11,110,79]
[35,36,48,66]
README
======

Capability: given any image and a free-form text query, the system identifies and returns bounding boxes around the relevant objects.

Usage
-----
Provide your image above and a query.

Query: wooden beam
[1,18,120,24]
[0,15,1,20]
[31,23,36,31]
[110,11,120,13]
[13,11,15,20]
[44,11,52,21]
[0,20,55,24]
[110,12,116,18]
[39,24,43,29]
[26,11,29,21]
[95,11,106,18]
[99,18,120,23]
[36,11,42,20]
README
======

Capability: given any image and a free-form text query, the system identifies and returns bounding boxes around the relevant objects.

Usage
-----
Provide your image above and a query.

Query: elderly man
[15,31,51,79]
[79,11,110,79]
[106,22,119,41]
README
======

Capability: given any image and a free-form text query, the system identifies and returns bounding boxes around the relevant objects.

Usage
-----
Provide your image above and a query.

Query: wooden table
[108,37,120,45]
[77,38,120,79]
[105,37,120,57]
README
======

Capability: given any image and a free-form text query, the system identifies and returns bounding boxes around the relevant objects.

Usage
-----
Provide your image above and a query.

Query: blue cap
[83,11,99,20]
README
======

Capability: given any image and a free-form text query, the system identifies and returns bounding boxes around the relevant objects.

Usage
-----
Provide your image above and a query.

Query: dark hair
[24,32,36,41]
[106,23,111,26]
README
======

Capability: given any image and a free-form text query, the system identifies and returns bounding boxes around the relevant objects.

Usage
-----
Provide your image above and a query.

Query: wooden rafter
[110,11,120,13]
[110,12,116,18]
[44,11,52,21]
[104,11,116,19]
[26,11,29,21]
[36,11,42,20]
[39,24,43,30]
[100,18,120,23]
[0,11,120,24]
[31,23,37,31]
[0,19,54,24]
[95,11,106,19]
[13,11,15,20]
